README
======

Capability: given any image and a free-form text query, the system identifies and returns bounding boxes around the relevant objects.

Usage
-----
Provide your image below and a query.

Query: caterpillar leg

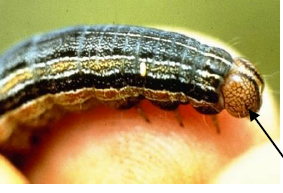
[174,109,184,127]
[135,104,150,123]
[210,115,220,134]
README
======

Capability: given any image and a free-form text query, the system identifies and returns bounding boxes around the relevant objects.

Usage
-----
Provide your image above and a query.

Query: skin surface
[0,154,28,184]
[0,86,271,183]
[213,140,280,184]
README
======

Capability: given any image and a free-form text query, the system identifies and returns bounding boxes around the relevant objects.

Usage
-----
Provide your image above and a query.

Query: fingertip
[212,140,280,184]
[0,154,29,184]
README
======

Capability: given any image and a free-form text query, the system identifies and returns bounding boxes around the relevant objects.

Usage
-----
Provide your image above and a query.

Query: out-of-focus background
[0,0,279,110]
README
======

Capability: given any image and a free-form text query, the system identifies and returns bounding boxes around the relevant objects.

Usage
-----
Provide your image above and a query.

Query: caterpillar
[0,25,264,148]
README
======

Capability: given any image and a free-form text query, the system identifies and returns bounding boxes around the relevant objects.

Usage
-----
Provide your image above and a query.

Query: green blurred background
[0,0,279,108]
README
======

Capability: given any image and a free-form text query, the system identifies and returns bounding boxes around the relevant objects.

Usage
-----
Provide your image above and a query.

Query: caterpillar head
[222,58,264,118]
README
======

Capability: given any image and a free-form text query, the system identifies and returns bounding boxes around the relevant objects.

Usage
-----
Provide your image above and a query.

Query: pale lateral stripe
[236,64,258,79]
[195,69,222,80]
[2,79,35,99]
[33,55,189,69]
[194,82,216,91]
[1,53,217,99]
[0,68,34,88]
[0,54,194,93]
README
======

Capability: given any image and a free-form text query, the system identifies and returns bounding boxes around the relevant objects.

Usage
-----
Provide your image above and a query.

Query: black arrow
[249,110,282,158]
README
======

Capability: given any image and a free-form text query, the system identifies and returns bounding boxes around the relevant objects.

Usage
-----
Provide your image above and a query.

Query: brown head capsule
[222,57,264,118]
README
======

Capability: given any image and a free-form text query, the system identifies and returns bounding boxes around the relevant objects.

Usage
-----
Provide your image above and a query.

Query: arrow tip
[248,110,259,122]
